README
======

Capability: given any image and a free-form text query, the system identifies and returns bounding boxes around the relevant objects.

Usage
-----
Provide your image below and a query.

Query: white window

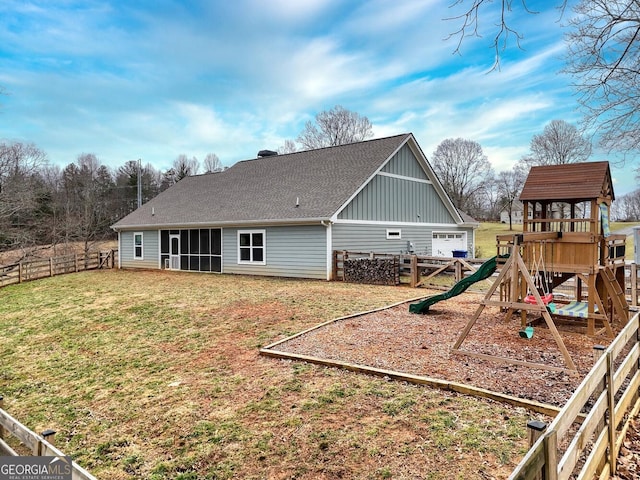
[386,229,402,239]
[134,232,143,260]
[238,230,266,264]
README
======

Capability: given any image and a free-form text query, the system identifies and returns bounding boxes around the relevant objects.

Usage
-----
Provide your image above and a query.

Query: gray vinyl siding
[332,223,474,256]
[338,174,455,224]
[222,225,327,279]
[119,230,160,269]
[380,144,429,180]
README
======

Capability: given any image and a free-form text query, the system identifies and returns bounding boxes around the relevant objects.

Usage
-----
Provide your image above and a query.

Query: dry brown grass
[0,270,534,479]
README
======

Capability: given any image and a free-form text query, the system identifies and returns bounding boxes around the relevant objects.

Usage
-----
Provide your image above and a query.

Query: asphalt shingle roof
[112,133,412,229]
[519,161,614,202]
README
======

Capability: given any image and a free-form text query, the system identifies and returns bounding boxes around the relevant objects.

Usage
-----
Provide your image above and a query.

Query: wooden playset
[452,161,629,372]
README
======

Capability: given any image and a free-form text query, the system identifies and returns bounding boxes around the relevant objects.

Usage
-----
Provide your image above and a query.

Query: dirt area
[270,291,620,407]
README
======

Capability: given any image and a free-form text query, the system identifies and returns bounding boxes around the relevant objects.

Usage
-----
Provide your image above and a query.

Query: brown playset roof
[519,161,614,203]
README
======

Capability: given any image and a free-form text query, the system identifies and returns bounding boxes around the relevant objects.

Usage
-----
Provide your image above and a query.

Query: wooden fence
[332,250,484,287]
[0,250,117,288]
[509,311,640,479]
[0,396,96,480]
[332,250,640,301]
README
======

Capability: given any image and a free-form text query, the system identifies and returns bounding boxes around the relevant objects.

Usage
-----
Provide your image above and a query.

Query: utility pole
[137,158,142,209]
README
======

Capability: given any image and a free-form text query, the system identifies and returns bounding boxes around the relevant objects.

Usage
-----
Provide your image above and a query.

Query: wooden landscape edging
[260,295,569,417]
[0,396,96,480]
[261,295,430,351]
[259,347,566,418]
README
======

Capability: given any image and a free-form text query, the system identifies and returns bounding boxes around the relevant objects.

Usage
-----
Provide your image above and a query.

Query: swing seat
[524,293,553,305]
[519,326,534,339]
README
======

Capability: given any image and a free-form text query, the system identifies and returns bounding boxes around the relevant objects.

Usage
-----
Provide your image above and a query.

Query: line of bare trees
[0,144,222,259]
[431,119,640,225]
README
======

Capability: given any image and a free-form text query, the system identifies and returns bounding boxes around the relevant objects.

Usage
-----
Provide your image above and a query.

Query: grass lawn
[474,221,640,259]
[0,270,533,479]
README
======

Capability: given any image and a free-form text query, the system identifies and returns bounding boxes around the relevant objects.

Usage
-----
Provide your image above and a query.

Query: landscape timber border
[259,297,572,418]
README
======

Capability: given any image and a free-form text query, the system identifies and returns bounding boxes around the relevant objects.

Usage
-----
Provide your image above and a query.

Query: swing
[524,242,553,306]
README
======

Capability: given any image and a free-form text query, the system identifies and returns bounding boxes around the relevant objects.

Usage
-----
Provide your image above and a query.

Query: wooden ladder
[600,266,629,323]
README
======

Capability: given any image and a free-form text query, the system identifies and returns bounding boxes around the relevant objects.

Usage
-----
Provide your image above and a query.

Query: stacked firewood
[343,258,399,285]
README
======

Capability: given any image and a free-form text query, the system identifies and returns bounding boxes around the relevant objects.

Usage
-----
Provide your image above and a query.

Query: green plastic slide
[409,256,498,314]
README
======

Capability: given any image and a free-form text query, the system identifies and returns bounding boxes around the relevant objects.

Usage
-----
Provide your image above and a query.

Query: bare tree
[297,105,373,150]
[519,120,592,168]
[431,138,494,216]
[277,139,298,154]
[497,168,526,230]
[0,142,48,250]
[446,1,568,70]
[60,154,116,254]
[174,154,199,179]
[565,0,640,156]
[203,153,223,173]
[612,189,640,221]
[115,161,161,215]
[447,1,640,159]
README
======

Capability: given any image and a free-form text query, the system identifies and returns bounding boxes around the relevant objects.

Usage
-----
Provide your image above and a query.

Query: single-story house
[111,133,478,280]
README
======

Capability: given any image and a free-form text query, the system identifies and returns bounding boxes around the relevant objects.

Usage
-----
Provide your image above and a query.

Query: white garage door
[432,232,467,257]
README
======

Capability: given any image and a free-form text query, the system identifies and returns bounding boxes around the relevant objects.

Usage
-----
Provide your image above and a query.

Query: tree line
[3,109,639,262]
[0,145,223,258]
[430,119,640,226]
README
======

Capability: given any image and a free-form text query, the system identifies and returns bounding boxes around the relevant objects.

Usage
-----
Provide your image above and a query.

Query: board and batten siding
[332,223,473,257]
[380,144,429,180]
[222,225,327,279]
[338,146,455,225]
[119,230,160,269]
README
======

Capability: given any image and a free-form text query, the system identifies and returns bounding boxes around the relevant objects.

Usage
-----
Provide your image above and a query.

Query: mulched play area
[264,290,618,408]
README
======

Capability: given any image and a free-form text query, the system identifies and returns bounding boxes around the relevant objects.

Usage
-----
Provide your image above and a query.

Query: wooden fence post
[593,344,608,473]
[18,262,23,283]
[527,420,547,480]
[74,254,79,273]
[49,257,53,277]
[342,251,348,282]
[606,351,617,474]
[455,259,462,282]
[632,264,638,307]
[410,255,418,288]
[0,395,5,440]
[331,251,336,281]
[545,429,558,480]
[41,429,56,447]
